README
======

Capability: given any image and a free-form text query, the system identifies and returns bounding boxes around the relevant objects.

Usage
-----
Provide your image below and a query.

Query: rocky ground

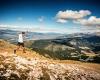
[0,39,100,80]
[0,52,100,80]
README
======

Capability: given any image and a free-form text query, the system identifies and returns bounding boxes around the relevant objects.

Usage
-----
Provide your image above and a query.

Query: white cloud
[56,10,91,23]
[38,16,44,22]
[0,24,19,28]
[56,10,100,28]
[56,19,67,23]
[74,16,100,26]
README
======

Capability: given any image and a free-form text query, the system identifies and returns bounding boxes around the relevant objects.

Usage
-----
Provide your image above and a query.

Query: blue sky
[0,0,100,33]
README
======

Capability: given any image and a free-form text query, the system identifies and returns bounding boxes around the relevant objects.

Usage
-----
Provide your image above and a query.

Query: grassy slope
[0,39,100,70]
[0,39,47,60]
[0,39,100,80]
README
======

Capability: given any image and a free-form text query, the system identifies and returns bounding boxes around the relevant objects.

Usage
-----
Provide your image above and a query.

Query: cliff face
[0,39,100,80]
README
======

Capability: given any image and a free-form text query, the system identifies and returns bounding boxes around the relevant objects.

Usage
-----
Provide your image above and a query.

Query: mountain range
[0,29,100,62]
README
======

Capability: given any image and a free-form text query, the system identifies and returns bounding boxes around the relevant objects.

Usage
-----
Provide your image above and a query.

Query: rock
[0,53,100,80]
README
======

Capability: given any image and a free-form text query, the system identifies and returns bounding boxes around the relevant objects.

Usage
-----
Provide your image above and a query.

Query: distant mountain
[26,32,64,40]
[0,29,64,42]
[54,34,100,53]
[0,29,18,42]
[25,33,100,62]
[56,32,100,39]
[0,29,100,62]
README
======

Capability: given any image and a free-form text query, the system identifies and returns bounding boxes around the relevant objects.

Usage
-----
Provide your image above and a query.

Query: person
[14,32,26,54]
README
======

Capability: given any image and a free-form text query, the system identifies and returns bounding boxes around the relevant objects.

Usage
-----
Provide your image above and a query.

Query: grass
[0,39,100,73]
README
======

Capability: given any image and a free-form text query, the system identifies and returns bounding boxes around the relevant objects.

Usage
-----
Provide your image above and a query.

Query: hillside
[0,39,100,80]
[25,38,100,62]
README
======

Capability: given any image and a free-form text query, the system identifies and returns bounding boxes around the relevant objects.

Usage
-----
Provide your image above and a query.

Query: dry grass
[0,39,100,74]
[55,60,100,73]
[0,39,48,60]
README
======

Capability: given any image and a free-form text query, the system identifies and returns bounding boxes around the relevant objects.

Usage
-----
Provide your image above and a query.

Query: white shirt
[18,33,23,43]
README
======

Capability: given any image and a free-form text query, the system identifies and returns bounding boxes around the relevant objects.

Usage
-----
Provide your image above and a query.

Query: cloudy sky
[0,0,100,33]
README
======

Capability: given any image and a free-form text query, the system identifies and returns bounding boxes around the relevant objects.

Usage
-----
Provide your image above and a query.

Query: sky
[0,0,100,33]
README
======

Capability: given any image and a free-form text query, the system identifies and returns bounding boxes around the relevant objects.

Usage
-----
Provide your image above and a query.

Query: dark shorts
[17,42,24,47]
